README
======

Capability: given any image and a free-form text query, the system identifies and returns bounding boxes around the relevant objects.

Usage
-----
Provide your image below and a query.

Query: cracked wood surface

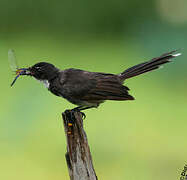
[62,111,98,180]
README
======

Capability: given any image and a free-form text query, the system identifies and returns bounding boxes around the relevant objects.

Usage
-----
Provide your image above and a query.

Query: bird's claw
[80,111,86,119]
[72,108,86,119]
[64,108,86,120]
[64,109,75,121]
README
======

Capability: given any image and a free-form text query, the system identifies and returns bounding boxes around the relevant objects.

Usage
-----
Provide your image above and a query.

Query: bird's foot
[64,109,75,120]
[64,108,86,135]
[71,108,86,119]
[63,110,75,135]
[64,108,86,120]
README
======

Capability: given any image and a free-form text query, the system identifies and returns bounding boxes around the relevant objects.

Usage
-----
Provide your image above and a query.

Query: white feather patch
[172,53,181,57]
[40,80,50,88]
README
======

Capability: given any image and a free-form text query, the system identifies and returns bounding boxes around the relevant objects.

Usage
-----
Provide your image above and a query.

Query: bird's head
[11,62,59,86]
[28,62,59,80]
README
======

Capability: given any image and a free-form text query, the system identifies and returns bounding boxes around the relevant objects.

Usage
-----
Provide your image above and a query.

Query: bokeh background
[1,0,187,179]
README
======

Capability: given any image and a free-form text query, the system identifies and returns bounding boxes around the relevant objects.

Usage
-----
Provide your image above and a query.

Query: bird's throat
[40,80,50,88]
[35,78,50,88]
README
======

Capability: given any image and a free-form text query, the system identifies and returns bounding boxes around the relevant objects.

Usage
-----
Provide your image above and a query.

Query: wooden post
[62,110,98,180]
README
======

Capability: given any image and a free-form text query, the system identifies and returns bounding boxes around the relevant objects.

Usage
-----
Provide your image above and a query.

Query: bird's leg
[68,106,95,120]
[74,106,96,118]
[78,106,95,111]
[71,106,86,119]
[64,106,90,135]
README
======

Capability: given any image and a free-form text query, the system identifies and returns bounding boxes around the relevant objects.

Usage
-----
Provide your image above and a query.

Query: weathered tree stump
[62,110,98,180]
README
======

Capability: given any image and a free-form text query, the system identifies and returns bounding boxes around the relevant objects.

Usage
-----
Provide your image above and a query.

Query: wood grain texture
[62,110,98,180]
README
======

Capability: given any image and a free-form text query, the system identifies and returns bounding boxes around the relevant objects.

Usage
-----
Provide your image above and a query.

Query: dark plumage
[14,50,181,111]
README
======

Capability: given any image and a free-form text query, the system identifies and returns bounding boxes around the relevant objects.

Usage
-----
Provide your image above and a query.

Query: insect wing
[8,49,18,71]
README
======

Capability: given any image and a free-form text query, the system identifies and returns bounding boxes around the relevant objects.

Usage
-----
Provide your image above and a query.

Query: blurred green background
[1,0,187,179]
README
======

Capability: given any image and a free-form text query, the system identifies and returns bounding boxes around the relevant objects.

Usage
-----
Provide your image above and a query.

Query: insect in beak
[11,68,30,87]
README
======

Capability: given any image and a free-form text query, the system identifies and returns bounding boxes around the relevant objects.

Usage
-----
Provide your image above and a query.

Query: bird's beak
[16,68,31,76]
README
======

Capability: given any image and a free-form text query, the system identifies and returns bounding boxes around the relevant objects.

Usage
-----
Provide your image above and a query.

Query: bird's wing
[60,69,134,101]
[59,69,97,97]
[80,73,134,101]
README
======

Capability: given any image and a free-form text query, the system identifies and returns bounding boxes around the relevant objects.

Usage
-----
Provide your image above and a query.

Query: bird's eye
[36,67,42,71]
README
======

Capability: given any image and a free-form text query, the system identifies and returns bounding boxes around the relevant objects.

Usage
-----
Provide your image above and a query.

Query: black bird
[11,50,181,113]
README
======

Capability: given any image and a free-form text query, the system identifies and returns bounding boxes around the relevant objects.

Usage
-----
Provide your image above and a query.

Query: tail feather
[119,50,181,80]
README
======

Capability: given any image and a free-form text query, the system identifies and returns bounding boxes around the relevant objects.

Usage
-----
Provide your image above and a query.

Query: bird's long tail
[119,50,181,80]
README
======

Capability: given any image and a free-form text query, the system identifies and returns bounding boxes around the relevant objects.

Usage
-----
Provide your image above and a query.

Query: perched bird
[11,50,181,113]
